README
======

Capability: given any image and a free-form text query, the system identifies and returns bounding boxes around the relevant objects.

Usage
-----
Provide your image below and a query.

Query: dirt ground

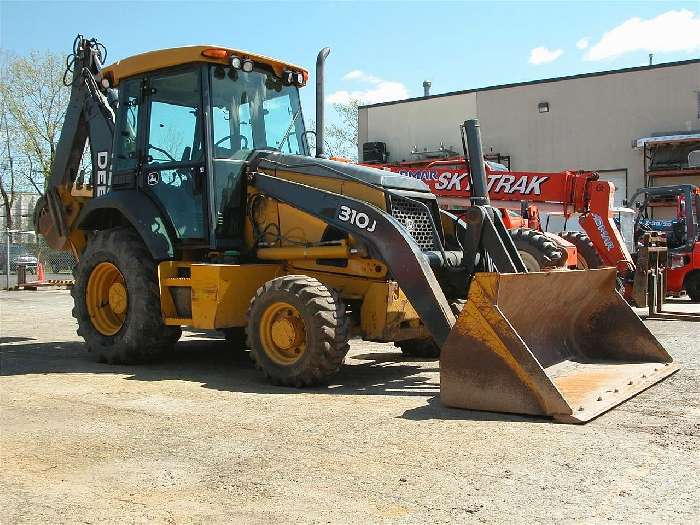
[1,289,698,524]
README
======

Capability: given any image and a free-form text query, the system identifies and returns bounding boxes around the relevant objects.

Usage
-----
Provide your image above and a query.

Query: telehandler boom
[367,154,653,302]
[35,36,677,423]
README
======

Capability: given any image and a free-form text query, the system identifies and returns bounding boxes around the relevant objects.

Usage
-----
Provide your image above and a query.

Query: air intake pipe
[464,119,490,206]
[315,47,331,158]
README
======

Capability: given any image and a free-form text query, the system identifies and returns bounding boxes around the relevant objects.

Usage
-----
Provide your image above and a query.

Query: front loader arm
[251,171,457,346]
[35,36,116,251]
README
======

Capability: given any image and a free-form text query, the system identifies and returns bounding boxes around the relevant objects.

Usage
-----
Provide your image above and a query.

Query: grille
[390,197,437,250]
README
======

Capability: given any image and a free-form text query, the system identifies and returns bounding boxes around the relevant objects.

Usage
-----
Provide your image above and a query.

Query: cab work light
[283,70,305,86]
[201,48,229,59]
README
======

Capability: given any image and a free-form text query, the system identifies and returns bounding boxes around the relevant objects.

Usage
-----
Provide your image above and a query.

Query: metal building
[358,59,700,207]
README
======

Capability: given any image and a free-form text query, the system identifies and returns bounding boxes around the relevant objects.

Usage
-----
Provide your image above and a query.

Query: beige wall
[360,61,700,200]
[362,93,477,162]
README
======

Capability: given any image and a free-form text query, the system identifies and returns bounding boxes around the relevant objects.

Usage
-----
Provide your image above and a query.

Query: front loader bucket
[440,269,678,423]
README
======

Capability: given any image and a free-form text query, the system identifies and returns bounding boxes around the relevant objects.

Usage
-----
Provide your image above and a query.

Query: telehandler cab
[35,36,677,423]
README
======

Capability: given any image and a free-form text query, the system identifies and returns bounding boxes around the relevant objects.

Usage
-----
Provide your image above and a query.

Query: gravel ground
[1,289,698,524]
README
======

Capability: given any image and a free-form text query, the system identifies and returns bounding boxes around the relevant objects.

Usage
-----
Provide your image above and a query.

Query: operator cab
[632,184,700,252]
[105,47,309,253]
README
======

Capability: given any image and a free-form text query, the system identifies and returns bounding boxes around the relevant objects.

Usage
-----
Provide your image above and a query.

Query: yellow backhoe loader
[35,35,677,423]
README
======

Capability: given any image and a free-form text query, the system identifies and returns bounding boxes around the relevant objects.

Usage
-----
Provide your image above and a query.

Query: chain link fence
[2,229,76,289]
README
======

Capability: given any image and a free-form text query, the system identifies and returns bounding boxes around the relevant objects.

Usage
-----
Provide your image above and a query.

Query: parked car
[0,245,38,273]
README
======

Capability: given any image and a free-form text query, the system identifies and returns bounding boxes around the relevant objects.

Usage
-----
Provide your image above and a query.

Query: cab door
[142,67,208,243]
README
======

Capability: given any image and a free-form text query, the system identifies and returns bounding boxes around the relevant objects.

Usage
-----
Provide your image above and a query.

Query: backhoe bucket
[440,269,678,423]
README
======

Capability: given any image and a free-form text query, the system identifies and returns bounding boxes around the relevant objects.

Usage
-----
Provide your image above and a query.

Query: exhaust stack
[315,47,331,158]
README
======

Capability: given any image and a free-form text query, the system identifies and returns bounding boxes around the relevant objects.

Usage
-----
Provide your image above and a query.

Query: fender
[75,190,174,260]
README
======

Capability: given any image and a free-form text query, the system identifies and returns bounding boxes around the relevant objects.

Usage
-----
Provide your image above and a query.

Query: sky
[2,0,700,125]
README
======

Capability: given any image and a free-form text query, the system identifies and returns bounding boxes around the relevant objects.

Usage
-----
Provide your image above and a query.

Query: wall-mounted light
[538,102,550,113]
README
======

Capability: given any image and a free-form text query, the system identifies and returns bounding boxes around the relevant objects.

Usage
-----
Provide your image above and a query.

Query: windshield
[210,65,308,159]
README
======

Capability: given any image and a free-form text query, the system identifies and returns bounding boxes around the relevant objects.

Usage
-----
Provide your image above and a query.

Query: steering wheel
[215,134,249,149]
[148,145,176,162]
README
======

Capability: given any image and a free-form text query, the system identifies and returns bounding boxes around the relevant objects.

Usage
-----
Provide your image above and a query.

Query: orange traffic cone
[37,262,45,283]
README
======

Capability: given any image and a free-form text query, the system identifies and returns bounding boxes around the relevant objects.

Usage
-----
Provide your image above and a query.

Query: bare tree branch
[325,98,361,161]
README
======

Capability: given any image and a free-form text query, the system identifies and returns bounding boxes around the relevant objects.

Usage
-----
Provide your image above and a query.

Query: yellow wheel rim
[259,301,306,365]
[87,262,127,336]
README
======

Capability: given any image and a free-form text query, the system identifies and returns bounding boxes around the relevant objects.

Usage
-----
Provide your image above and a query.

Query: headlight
[230,56,242,69]
[283,70,305,86]
[242,59,254,73]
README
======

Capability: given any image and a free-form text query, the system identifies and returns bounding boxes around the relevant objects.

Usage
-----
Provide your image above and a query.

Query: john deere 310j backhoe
[35,36,678,423]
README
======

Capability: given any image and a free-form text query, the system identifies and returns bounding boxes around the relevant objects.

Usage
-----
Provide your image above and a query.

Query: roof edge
[359,58,700,110]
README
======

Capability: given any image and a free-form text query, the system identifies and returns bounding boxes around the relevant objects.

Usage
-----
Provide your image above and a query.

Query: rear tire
[510,228,566,271]
[247,275,350,387]
[71,227,181,364]
[397,300,465,359]
[685,272,700,302]
[559,231,604,269]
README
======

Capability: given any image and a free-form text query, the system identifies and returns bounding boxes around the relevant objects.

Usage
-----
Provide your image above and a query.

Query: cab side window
[113,79,141,172]
[147,70,202,164]
[144,69,205,240]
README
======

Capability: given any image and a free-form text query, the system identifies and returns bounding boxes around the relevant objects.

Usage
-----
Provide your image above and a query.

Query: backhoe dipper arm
[36,35,116,250]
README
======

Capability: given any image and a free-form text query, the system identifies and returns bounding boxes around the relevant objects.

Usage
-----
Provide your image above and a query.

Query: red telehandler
[364,154,665,305]
[631,184,700,302]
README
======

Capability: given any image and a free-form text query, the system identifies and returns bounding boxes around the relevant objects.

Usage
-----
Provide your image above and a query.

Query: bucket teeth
[440,269,678,423]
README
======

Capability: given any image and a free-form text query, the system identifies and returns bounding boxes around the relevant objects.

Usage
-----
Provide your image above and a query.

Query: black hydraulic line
[47,35,115,194]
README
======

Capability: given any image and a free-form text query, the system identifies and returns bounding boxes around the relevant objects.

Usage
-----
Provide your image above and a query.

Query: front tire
[559,231,604,269]
[247,275,350,387]
[510,228,566,271]
[72,227,181,364]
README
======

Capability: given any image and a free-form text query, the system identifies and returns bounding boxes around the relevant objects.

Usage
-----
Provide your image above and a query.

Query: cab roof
[101,45,308,86]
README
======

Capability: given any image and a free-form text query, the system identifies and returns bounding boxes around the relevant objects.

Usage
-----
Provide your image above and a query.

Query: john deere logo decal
[147,172,160,186]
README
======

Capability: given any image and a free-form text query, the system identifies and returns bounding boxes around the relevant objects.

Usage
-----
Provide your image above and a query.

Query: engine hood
[250,151,431,193]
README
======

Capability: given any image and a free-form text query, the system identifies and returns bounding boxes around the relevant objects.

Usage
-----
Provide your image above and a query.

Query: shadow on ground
[0,335,542,423]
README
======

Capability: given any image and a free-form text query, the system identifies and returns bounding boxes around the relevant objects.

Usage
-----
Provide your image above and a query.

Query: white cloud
[529,46,564,65]
[342,70,381,83]
[585,9,700,61]
[576,37,589,50]
[328,70,409,104]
